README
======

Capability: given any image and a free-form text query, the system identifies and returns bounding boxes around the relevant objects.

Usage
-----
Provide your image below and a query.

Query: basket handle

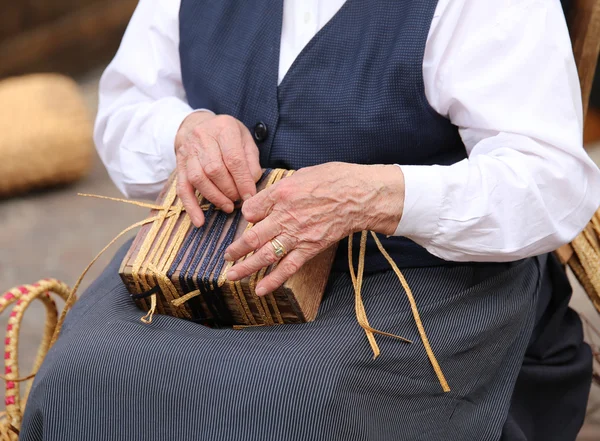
[0,280,71,439]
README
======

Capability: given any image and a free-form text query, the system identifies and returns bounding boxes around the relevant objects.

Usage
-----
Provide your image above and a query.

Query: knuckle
[251,166,263,181]
[317,238,330,249]
[215,114,236,127]
[175,182,187,196]
[203,160,225,178]
[282,259,300,275]
[264,248,278,264]
[187,170,204,186]
[225,154,245,171]
[192,126,205,138]
[270,271,288,287]
[237,261,250,273]
[244,228,261,249]
[179,194,196,209]
[273,183,292,200]
[227,188,241,201]
[176,143,190,157]
[241,201,254,218]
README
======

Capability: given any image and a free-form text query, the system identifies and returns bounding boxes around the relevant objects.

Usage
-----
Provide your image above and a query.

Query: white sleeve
[394,0,600,261]
[94,0,199,200]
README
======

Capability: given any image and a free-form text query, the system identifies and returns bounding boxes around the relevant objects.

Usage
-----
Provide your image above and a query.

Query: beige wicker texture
[0,279,71,441]
[0,74,93,197]
[565,213,600,314]
[556,0,600,319]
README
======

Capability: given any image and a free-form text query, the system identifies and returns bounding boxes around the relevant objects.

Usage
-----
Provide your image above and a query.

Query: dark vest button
[253,122,268,142]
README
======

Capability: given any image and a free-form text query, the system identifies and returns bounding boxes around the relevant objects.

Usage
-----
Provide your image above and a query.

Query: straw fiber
[0,74,93,197]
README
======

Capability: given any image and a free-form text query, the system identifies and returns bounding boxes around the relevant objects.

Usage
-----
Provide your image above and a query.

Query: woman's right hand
[174,112,262,227]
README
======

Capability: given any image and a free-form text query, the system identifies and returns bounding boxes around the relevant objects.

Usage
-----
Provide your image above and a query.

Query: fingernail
[226,270,238,281]
[255,287,267,297]
[242,194,252,201]
[224,253,232,262]
[224,203,234,213]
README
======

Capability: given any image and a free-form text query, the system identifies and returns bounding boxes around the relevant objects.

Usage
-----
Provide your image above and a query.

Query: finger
[186,155,234,213]
[176,151,205,227]
[224,217,284,262]
[226,234,293,282]
[241,184,276,224]
[220,126,257,201]
[196,133,241,202]
[240,124,263,183]
[255,250,307,296]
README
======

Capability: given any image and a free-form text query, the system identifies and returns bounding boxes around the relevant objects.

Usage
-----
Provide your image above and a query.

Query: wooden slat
[0,0,138,79]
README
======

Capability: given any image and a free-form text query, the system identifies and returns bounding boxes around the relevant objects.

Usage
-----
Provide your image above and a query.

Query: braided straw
[348,231,449,392]
[0,279,71,440]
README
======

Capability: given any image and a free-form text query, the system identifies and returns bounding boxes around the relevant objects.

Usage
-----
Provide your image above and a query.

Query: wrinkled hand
[224,162,405,296]
[175,112,262,227]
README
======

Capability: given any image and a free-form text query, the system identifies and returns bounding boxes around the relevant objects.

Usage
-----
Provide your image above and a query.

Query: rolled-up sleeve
[395,0,600,261]
[94,0,193,200]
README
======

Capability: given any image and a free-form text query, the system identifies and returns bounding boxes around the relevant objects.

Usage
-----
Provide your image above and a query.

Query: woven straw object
[556,211,600,387]
[0,74,93,197]
[558,211,600,314]
[0,279,71,440]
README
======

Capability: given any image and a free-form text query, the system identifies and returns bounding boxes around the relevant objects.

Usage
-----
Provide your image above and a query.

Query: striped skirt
[19,240,556,440]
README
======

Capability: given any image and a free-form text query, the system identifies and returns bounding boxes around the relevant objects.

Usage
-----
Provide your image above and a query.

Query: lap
[501,254,592,441]
[21,239,543,441]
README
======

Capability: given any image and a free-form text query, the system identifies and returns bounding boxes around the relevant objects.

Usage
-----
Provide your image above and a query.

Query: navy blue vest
[179,0,467,272]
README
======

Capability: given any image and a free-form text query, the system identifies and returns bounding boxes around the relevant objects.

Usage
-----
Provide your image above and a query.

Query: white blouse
[94,0,600,262]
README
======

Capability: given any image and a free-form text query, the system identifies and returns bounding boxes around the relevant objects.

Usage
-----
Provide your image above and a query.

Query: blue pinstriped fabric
[17,0,572,438]
[20,240,543,440]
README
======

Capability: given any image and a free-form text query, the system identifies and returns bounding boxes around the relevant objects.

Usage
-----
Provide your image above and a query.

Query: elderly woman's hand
[175,112,262,227]
[224,162,405,295]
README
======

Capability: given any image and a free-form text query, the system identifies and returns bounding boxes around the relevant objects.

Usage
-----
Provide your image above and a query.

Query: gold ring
[270,238,286,258]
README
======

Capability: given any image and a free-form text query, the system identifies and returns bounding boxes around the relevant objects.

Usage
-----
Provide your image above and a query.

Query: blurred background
[0,0,600,439]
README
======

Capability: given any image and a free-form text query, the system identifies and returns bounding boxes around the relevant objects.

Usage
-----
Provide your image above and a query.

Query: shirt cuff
[393,164,445,242]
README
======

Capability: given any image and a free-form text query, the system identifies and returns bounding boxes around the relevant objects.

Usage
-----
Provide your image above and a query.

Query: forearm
[357,164,405,236]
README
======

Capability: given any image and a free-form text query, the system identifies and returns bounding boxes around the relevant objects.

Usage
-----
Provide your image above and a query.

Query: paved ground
[1,68,600,438]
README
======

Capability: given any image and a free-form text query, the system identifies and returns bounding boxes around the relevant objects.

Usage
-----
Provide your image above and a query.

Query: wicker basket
[556,211,600,387]
[558,211,600,314]
[0,73,93,197]
[0,280,71,440]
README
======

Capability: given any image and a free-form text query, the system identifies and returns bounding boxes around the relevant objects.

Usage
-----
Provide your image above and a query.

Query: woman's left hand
[224,162,405,296]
